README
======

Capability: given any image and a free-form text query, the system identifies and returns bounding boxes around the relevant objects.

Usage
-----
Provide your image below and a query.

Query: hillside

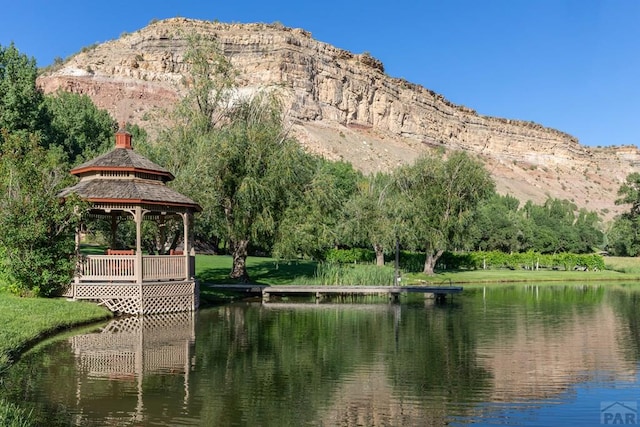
[37,17,640,221]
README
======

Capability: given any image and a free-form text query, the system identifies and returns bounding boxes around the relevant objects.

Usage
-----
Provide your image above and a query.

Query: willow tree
[341,172,397,266]
[272,159,360,260]
[216,92,315,280]
[139,33,235,254]
[394,151,494,275]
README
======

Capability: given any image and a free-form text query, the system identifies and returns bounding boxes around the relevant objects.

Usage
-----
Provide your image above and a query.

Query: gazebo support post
[110,214,118,249]
[159,214,166,255]
[181,212,190,280]
[73,223,80,298]
[135,206,144,314]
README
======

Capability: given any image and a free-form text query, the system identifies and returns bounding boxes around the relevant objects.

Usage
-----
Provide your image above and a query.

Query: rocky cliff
[37,18,640,220]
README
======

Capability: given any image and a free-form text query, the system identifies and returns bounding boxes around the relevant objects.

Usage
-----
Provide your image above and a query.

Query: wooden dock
[205,284,462,303]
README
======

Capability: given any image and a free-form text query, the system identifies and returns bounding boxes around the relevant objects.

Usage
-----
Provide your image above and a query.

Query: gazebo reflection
[68,312,195,424]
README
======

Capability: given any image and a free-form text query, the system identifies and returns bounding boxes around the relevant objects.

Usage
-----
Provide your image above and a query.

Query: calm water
[4,284,640,426]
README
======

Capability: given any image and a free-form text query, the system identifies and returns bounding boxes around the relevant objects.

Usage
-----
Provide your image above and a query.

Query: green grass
[603,256,640,274]
[196,254,640,286]
[0,293,111,371]
[405,268,639,284]
[297,263,397,286]
[0,398,33,427]
[196,254,317,285]
[0,292,111,426]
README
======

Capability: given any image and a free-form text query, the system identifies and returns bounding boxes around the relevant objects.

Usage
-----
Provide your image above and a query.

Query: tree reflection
[3,285,640,426]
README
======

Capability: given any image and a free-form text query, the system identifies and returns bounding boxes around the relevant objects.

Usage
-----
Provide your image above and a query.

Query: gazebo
[59,128,201,315]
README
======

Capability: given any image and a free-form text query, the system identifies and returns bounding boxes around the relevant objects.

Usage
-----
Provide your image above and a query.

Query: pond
[3,284,640,426]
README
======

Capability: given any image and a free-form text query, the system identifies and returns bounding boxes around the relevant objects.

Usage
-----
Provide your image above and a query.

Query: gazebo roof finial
[115,122,132,150]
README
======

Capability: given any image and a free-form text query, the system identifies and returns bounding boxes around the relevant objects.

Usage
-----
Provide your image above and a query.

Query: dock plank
[206,284,462,302]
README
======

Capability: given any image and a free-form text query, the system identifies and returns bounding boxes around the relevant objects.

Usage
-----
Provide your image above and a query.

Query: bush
[0,133,84,296]
[397,251,424,272]
[324,248,375,264]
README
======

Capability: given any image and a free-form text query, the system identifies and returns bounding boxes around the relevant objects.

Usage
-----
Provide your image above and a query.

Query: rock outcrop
[37,18,640,220]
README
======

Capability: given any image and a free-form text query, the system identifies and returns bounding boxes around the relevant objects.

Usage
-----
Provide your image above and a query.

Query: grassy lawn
[196,254,317,285]
[0,293,111,425]
[0,293,111,372]
[197,254,640,286]
[603,256,640,274]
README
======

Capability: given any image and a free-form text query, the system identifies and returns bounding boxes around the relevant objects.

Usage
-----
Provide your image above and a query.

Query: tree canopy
[0,43,114,296]
[394,151,495,274]
[0,43,48,135]
[607,173,640,256]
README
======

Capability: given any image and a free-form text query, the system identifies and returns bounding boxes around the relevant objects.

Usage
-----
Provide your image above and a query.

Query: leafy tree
[341,172,398,266]
[0,43,49,135]
[573,208,604,253]
[178,32,237,132]
[143,123,225,253]
[44,90,116,165]
[274,159,360,260]
[394,151,494,274]
[215,92,316,280]
[608,217,640,256]
[616,172,640,216]
[470,193,529,253]
[139,32,238,256]
[0,43,119,296]
[137,34,236,258]
[146,33,322,280]
[0,131,84,296]
[608,173,640,256]
[521,198,603,254]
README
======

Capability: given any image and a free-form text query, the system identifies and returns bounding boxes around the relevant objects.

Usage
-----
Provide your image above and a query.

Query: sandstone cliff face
[37,18,640,220]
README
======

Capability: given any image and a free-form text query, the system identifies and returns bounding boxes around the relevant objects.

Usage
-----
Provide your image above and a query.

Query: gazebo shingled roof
[59,179,200,209]
[70,147,174,180]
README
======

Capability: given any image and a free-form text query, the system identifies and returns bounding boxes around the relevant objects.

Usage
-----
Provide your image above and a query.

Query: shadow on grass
[196,255,318,286]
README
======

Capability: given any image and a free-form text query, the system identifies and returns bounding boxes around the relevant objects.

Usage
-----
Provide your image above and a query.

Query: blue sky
[1,0,639,148]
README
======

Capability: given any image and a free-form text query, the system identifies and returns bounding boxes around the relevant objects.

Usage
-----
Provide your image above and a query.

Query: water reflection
[4,285,640,426]
[71,313,195,424]
[474,286,636,402]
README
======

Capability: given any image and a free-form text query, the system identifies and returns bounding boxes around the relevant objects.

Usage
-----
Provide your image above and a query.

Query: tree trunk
[423,245,444,275]
[230,239,250,282]
[374,243,385,266]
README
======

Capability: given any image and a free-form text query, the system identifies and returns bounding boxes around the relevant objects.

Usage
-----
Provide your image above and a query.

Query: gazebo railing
[80,255,136,281]
[143,255,185,281]
[78,255,188,282]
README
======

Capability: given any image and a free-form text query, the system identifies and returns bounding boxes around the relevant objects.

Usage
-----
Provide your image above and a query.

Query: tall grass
[296,263,396,286]
[603,256,640,274]
[0,399,33,427]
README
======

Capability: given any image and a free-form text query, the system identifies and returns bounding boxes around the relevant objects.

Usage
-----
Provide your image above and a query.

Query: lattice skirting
[67,281,199,315]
